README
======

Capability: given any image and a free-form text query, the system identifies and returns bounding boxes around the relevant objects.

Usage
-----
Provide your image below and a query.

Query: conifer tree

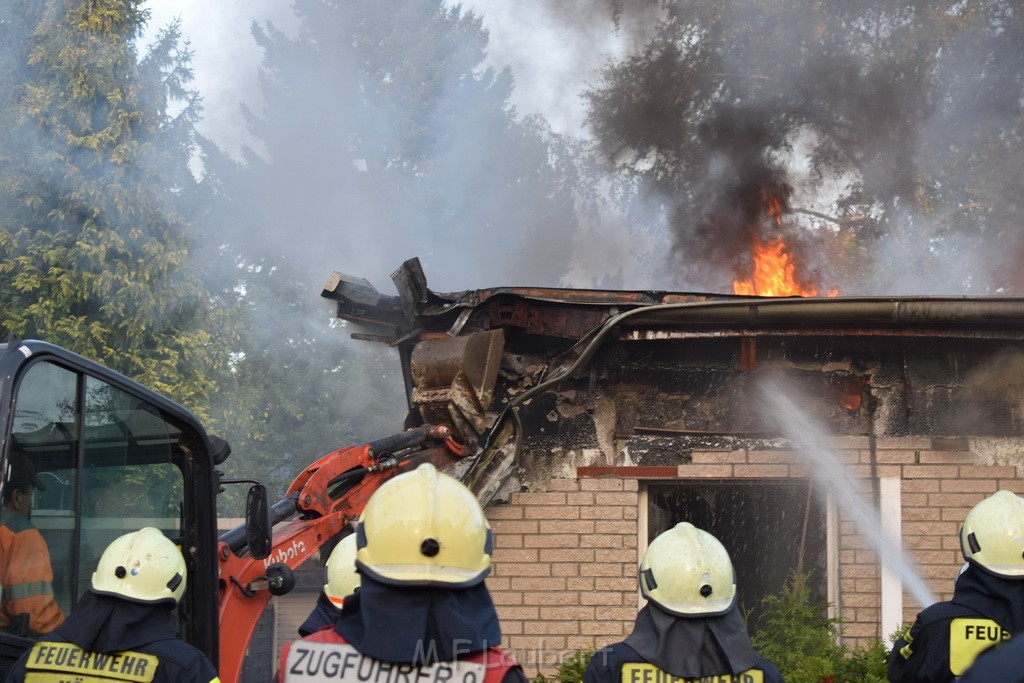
[0,0,224,412]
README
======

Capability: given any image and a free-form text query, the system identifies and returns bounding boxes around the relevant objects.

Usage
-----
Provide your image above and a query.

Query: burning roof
[324,257,1024,346]
[324,258,1024,505]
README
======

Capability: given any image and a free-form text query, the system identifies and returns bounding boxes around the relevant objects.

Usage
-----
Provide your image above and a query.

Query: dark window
[647,479,828,632]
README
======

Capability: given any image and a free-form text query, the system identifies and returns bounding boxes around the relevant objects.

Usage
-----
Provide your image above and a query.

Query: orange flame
[764,193,784,225]
[840,389,862,412]
[831,376,867,412]
[732,235,838,297]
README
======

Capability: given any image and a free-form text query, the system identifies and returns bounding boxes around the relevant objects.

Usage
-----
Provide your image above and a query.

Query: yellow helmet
[324,533,360,607]
[91,527,186,604]
[961,490,1024,578]
[639,522,736,617]
[356,463,492,587]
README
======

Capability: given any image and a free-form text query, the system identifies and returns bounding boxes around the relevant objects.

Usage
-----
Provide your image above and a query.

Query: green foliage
[532,648,593,683]
[751,571,889,683]
[837,639,891,683]
[0,0,225,415]
[750,570,845,680]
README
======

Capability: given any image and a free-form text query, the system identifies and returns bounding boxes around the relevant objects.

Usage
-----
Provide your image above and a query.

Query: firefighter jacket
[298,591,340,637]
[4,592,218,683]
[279,630,523,683]
[584,642,783,683]
[583,604,784,683]
[0,511,63,636]
[280,577,525,683]
[887,563,1024,683]
[957,633,1024,682]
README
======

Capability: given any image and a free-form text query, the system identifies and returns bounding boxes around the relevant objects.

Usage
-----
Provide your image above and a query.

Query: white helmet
[639,522,737,617]
[324,534,360,607]
[356,463,492,587]
[92,527,187,604]
[961,490,1024,578]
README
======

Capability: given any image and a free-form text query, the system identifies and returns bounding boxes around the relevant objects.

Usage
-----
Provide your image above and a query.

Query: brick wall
[485,436,1024,675]
[488,478,639,678]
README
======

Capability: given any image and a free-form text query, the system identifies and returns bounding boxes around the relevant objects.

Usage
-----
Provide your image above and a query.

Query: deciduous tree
[585,0,1024,293]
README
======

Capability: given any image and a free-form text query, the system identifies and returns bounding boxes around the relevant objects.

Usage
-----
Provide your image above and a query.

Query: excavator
[0,336,520,683]
[0,258,665,681]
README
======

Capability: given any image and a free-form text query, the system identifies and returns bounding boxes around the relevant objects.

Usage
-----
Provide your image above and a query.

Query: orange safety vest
[0,512,64,636]
[279,630,519,683]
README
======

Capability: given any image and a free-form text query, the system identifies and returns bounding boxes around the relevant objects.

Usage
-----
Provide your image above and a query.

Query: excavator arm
[214,425,464,683]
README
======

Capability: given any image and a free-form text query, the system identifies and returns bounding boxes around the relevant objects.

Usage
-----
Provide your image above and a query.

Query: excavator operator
[278,463,527,683]
[0,453,63,636]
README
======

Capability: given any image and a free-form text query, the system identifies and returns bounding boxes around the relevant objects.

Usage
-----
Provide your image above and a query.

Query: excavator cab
[0,337,478,683]
[0,341,221,678]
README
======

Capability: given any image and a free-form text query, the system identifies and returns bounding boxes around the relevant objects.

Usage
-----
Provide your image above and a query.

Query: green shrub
[533,648,594,683]
[751,570,890,683]
[835,638,890,683]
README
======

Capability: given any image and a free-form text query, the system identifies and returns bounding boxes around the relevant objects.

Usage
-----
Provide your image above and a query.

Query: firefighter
[278,463,526,683]
[887,490,1024,683]
[583,522,784,683]
[5,527,219,683]
[0,453,64,636]
[297,532,360,636]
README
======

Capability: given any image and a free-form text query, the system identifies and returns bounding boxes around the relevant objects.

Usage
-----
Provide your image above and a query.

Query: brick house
[321,258,1024,678]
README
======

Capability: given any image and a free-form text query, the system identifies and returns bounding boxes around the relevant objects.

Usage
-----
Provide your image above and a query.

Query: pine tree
[0,0,224,413]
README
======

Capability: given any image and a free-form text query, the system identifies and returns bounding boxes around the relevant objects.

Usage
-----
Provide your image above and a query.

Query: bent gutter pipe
[605,297,1024,328]
[539,297,1024,398]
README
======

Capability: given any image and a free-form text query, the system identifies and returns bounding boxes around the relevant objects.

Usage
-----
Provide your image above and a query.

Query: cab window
[7,361,189,623]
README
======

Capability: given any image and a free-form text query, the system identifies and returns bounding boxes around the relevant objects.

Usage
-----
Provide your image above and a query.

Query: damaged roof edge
[322,258,1024,339]
[322,259,711,320]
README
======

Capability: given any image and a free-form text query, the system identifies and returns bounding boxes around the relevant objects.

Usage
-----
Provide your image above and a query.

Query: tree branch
[787,206,871,227]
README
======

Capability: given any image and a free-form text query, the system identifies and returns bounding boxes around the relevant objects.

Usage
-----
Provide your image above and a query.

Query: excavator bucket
[409,329,505,442]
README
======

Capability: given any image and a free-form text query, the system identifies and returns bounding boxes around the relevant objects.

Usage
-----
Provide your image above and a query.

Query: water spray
[755,373,937,610]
